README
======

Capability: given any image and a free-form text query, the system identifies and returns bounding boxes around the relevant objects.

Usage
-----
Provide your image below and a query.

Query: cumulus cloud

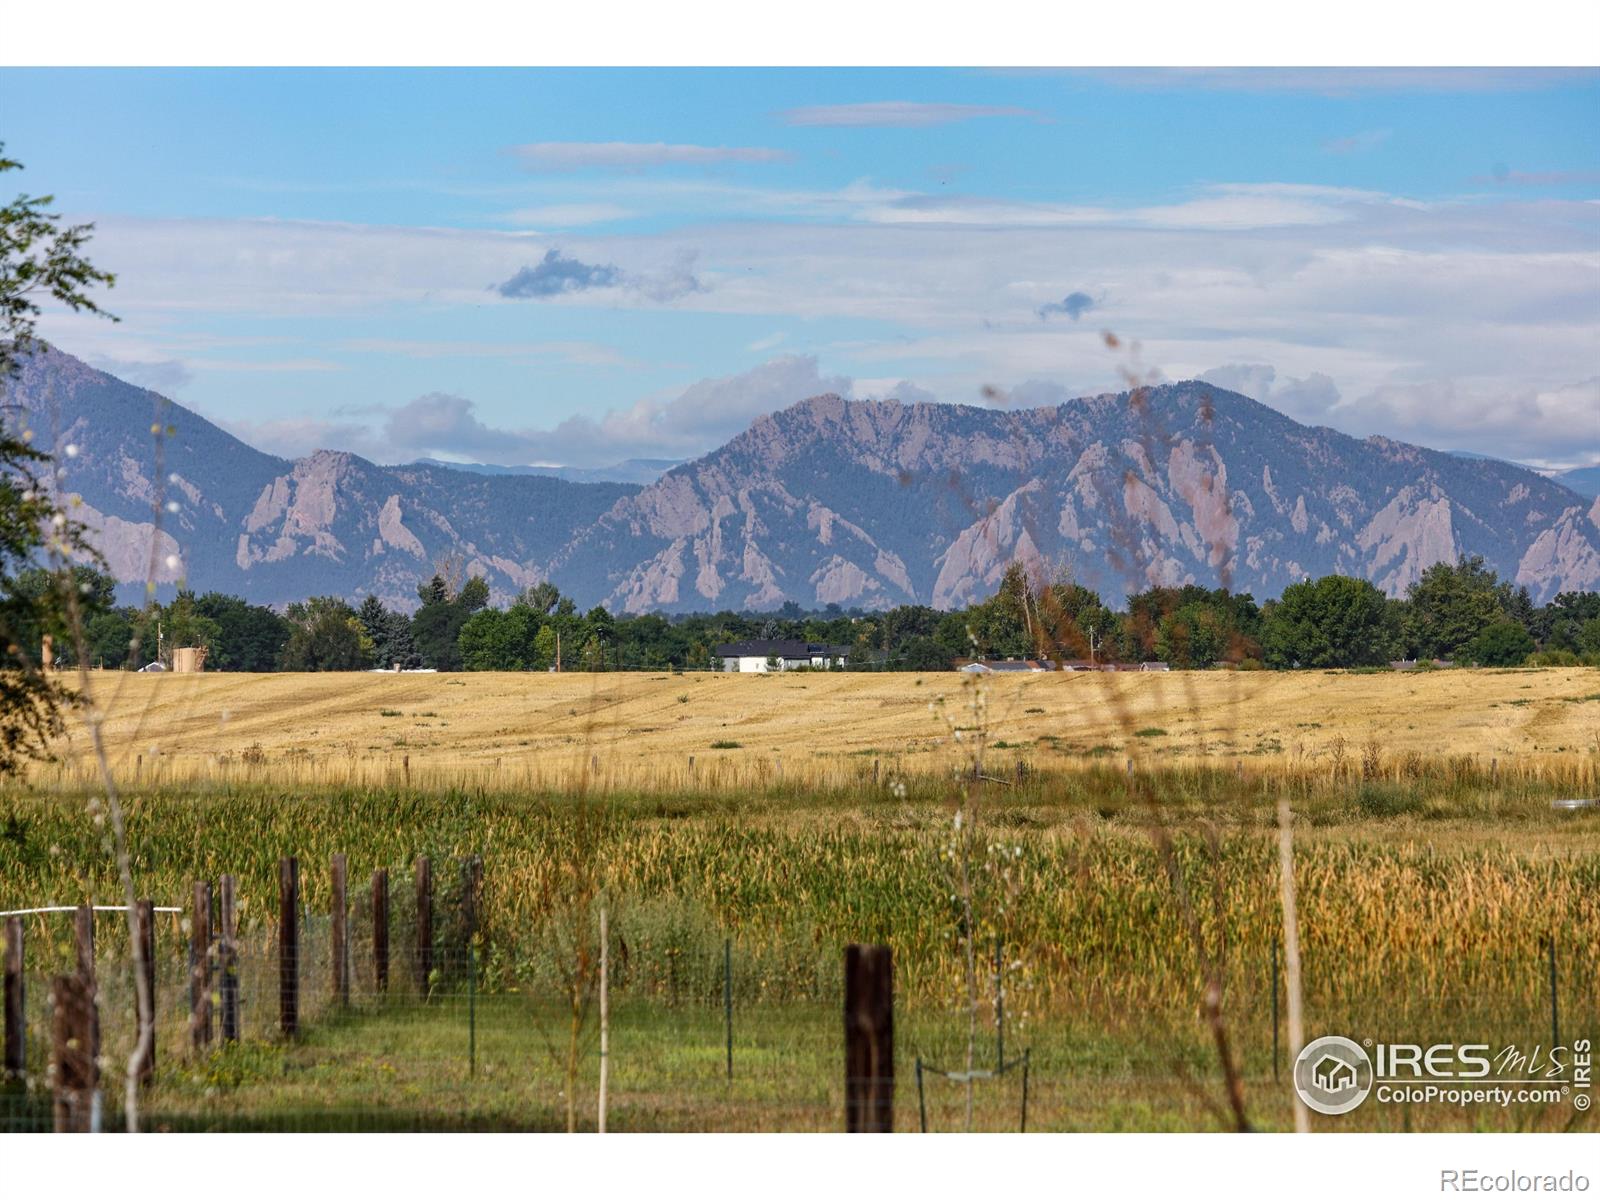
[509,142,789,170]
[377,356,854,468]
[780,102,1041,127]
[1199,363,1341,420]
[494,247,704,302]
[632,249,706,302]
[209,413,382,462]
[384,392,532,460]
[1333,376,1600,464]
[977,380,1077,410]
[1037,291,1095,321]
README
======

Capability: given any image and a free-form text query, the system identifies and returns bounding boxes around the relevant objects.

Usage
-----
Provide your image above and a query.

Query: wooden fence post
[372,868,389,994]
[74,905,99,1068]
[415,856,433,996]
[218,874,239,1042]
[190,881,213,1050]
[330,853,349,1007]
[279,856,299,1037]
[844,943,894,1132]
[132,899,156,1088]
[3,917,22,1079]
[50,974,98,1132]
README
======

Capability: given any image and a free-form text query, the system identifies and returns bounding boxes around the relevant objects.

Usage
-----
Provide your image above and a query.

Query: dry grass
[27,666,1600,792]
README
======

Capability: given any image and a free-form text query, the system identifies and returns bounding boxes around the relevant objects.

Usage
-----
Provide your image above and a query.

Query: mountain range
[6,349,1598,612]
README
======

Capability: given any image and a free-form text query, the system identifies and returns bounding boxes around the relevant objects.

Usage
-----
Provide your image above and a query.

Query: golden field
[30,664,1600,791]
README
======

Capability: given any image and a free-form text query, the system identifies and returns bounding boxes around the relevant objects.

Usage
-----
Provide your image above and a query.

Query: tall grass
[3,775,1594,1021]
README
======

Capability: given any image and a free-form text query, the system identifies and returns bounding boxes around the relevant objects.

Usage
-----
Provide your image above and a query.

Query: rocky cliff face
[3,350,633,609]
[545,387,1600,611]
[6,350,1598,611]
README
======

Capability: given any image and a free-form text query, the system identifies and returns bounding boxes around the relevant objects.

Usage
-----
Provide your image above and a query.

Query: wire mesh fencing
[2,858,1594,1133]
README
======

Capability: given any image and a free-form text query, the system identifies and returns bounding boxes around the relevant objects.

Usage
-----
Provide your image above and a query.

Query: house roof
[956,658,1055,672]
[714,640,852,658]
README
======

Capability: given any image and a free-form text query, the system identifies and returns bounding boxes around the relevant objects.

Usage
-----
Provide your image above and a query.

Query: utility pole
[555,628,561,673]
[1088,625,1099,667]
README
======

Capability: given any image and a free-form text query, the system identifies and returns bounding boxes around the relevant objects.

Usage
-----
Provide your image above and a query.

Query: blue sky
[4,67,1597,467]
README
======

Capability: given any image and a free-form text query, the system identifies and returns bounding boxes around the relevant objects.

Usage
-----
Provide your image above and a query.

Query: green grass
[709,739,742,749]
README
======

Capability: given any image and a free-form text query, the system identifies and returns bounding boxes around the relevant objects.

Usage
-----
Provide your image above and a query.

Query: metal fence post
[372,867,389,995]
[724,937,733,1082]
[190,881,212,1050]
[415,856,433,998]
[219,874,240,1042]
[331,854,349,1007]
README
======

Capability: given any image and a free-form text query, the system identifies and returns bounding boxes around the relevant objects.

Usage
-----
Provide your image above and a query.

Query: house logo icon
[1294,1036,1374,1116]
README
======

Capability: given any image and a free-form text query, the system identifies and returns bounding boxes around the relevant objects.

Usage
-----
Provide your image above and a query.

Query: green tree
[1406,555,1505,660]
[193,592,289,672]
[278,596,373,671]
[411,573,489,670]
[533,624,558,670]
[1464,620,1535,667]
[84,609,135,669]
[898,635,951,671]
[0,144,117,772]
[459,606,537,671]
[1535,591,1600,653]
[583,605,616,669]
[520,581,561,616]
[1262,574,1399,669]
[158,589,223,665]
[1155,603,1228,668]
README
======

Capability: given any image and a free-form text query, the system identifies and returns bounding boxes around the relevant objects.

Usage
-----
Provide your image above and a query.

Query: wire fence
[2,859,1594,1133]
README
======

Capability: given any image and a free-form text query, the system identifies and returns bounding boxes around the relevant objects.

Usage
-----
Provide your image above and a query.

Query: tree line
[46,555,1600,674]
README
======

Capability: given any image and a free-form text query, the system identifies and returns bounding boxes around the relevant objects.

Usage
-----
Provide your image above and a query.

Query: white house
[714,639,852,673]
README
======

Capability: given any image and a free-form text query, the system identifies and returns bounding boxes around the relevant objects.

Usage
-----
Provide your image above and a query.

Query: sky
[3,66,1597,470]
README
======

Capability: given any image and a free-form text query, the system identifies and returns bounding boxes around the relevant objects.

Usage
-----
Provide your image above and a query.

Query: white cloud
[1199,364,1341,421]
[508,142,789,170]
[1081,68,1598,93]
[62,178,1600,468]
[86,356,194,392]
[780,102,1041,127]
[206,413,379,461]
[339,338,627,366]
[502,203,636,227]
[361,356,855,468]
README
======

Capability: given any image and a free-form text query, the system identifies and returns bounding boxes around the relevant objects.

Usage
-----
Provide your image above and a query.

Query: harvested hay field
[29,665,1600,792]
